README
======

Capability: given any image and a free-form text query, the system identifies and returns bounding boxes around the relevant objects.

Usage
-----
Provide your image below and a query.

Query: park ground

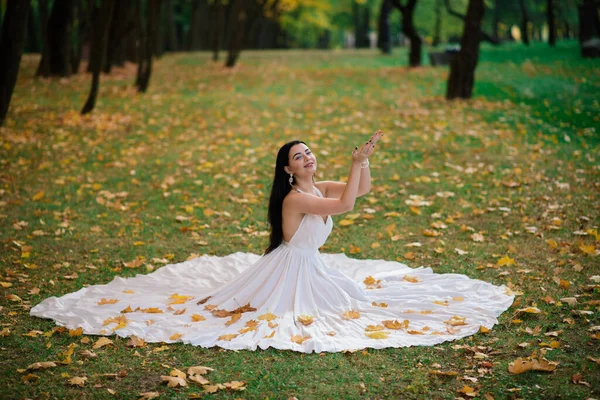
[0,41,599,399]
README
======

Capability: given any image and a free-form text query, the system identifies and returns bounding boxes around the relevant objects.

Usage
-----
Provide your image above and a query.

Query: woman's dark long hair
[265,140,305,254]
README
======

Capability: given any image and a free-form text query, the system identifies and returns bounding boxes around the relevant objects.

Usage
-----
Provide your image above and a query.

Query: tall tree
[0,0,31,126]
[353,0,370,48]
[71,0,93,74]
[578,0,600,44]
[378,0,393,54]
[547,0,556,46]
[519,0,530,45]
[444,0,500,45]
[137,0,162,92]
[226,0,249,67]
[104,2,137,73]
[390,0,421,67]
[209,1,225,60]
[446,0,484,99]
[81,0,116,114]
[37,0,76,77]
[35,0,51,77]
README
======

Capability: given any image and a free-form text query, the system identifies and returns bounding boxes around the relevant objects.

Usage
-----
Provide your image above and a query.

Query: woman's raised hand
[352,129,383,163]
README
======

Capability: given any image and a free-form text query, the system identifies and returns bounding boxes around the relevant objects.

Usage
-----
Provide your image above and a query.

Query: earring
[289,173,293,186]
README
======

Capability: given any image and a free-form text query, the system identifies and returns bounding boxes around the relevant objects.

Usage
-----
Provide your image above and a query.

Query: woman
[31,131,514,353]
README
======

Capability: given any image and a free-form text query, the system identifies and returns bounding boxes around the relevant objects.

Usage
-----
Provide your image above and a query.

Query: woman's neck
[294,178,314,194]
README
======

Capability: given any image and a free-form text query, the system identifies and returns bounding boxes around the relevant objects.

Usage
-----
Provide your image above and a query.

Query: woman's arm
[285,158,363,216]
[285,131,382,216]
[316,130,381,199]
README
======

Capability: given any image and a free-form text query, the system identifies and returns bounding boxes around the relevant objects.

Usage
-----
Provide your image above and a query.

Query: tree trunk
[71,0,92,74]
[432,0,442,47]
[43,0,76,76]
[353,1,370,48]
[26,4,41,52]
[0,0,31,126]
[225,0,248,68]
[105,2,137,73]
[402,3,421,67]
[138,0,161,93]
[547,0,556,46]
[81,0,116,114]
[391,0,421,67]
[578,0,600,44]
[519,0,529,45]
[378,0,393,53]
[210,2,225,60]
[165,0,178,51]
[136,0,145,87]
[446,0,484,100]
[35,0,51,76]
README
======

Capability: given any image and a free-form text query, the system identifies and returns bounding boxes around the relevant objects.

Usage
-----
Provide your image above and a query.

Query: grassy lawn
[1,40,599,399]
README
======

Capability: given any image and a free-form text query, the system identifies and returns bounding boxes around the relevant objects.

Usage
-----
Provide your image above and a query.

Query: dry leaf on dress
[342,310,360,320]
[217,333,238,341]
[383,319,409,330]
[365,325,385,332]
[291,334,311,344]
[297,315,314,326]
[97,298,119,305]
[191,314,206,322]
[444,316,467,326]
[258,312,277,321]
[366,331,390,339]
[225,313,242,326]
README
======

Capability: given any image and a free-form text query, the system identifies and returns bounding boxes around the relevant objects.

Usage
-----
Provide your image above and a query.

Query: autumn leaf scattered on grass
[25,361,57,371]
[92,337,113,349]
[68,376,88,387]
[508,351,559,374]
[497,255,515,266]
[161,375,187,388]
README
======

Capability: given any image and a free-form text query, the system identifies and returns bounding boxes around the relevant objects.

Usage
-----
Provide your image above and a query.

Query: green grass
[1,40,599,399]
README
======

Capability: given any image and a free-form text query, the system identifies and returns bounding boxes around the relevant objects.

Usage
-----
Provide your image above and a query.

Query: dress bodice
[283,187,333,251]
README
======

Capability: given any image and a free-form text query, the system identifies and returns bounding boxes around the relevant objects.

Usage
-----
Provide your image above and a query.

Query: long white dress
[31,188,514,353]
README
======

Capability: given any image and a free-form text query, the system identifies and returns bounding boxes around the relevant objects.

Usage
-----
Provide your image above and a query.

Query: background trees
[0,0,595,125]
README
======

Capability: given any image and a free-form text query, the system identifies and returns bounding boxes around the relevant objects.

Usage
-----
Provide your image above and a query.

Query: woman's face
[284,143,317,178]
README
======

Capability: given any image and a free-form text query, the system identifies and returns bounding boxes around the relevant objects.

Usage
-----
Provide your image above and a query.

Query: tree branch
[444,0,501,45]
[389,0,406,13]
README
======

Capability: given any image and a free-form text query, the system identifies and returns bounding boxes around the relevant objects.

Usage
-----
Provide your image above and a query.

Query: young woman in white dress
[31,130,514,353]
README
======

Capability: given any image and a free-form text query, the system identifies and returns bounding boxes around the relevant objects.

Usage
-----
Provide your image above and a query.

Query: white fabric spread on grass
[31,188,514,353]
